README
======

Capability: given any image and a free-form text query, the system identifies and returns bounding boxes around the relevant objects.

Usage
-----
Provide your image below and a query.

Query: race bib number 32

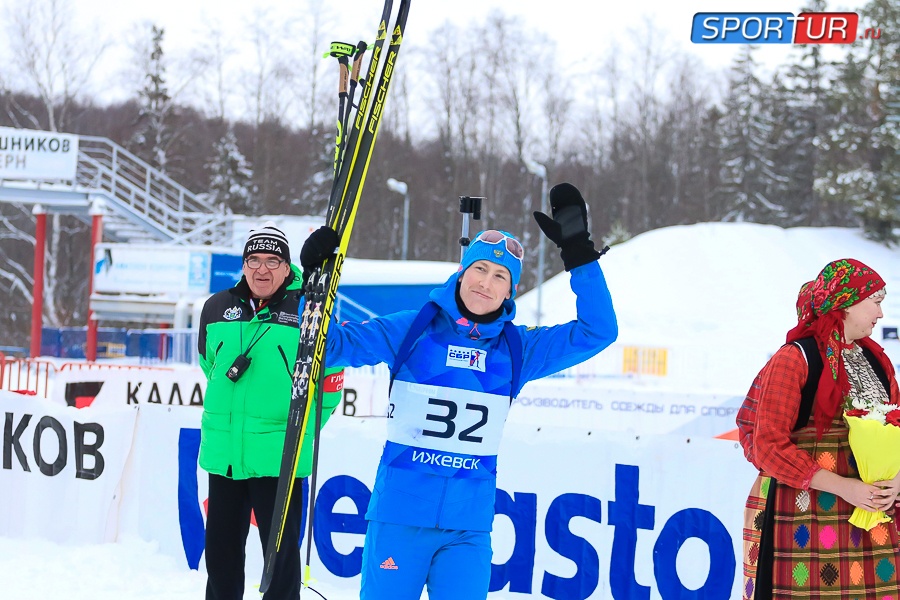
[386,381,510,455]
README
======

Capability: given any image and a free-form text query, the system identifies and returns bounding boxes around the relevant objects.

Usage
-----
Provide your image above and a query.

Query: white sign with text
[0,126,79,180]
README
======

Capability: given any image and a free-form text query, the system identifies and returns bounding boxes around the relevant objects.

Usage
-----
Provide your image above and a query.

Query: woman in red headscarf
[741,259,900,599]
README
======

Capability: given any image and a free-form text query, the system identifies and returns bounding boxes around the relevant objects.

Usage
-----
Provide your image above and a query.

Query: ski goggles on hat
[474,230,524,261]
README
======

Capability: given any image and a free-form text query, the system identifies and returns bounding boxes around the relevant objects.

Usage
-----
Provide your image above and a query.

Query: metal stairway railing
[75,136,232,246]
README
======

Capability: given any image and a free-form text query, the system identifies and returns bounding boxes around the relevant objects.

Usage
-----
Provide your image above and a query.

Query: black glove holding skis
[299,225,339,284]
[533,182,608,271]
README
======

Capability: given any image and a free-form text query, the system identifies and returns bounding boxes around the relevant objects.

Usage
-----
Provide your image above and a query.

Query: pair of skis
[259,0,412,594]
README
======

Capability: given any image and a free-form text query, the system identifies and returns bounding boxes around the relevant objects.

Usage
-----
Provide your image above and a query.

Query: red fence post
[30,206,47,358]
[86,202,104,362]
[159,323,170,362]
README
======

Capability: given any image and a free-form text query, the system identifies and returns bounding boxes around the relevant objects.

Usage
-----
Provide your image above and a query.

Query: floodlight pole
[386,178,410,260]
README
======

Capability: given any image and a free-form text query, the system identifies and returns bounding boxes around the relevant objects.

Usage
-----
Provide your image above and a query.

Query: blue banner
[209,253,243,293]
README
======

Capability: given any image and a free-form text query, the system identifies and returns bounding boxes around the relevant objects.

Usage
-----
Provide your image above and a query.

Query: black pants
[205,474,304,600]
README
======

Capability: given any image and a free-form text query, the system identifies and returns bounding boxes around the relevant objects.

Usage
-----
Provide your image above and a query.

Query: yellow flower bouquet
[845,405,900,530]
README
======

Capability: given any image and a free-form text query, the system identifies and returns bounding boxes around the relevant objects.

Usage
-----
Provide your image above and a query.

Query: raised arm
[520,182,618,384]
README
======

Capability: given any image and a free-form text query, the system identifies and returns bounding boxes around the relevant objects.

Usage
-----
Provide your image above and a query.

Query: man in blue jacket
[299,182,618,599]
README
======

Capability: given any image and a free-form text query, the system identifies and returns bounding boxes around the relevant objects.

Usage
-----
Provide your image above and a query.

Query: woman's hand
[842,478,888,511]
[871,473,900,512]
[812,469,885,511]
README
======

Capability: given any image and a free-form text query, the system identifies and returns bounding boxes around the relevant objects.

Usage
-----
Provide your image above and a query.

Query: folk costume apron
[742,416,900,599]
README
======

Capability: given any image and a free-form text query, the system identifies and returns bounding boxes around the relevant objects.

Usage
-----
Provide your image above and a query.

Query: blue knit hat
[459,230,524,298]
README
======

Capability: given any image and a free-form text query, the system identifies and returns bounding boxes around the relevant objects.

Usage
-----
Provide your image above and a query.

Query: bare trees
[0,0,105,344]
[419,12,570,264]
[3,0,106,133]
[0,206,39,344]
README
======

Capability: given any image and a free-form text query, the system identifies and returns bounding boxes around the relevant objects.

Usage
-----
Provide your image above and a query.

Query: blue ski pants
[360,521,492,600]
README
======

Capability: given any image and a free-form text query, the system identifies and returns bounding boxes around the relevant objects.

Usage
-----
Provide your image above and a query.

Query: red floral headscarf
[794,280,815,324]
[785,259,889,436]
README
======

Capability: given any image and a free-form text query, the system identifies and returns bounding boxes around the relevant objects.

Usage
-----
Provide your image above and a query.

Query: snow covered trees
[131,25,176,174]
[814,0,900,242]
[205,129,254,215]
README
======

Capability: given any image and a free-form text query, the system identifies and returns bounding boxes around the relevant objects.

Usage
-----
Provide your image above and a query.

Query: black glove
[533,182,608,271]
[299,226,339,283]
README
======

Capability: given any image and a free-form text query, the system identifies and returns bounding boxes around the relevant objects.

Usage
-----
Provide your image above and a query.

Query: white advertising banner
[338,368,743,438]
[51,368,206,409]
[115,410,757,599]
[488,424,757,599]
[511,379,742,437]
[93,243,211,295]
[0,392,137,544]
[116,403,208,568]
[3,384,761,598]
[0,126,79,180]
[47,367,742,438]
[302,419,758,599]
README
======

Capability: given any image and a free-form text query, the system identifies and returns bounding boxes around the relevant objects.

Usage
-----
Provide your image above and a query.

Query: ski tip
[259,566,273,595]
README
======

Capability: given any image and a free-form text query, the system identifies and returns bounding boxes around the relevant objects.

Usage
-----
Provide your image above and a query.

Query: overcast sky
[0,0,819,81]
[0,0,853,132]
[79,0,812,69]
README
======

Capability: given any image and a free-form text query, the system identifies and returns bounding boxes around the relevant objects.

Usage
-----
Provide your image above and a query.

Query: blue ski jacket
[326,261,617,531]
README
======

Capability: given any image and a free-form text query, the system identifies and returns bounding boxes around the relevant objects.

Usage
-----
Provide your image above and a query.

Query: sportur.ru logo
[691,12,882,44]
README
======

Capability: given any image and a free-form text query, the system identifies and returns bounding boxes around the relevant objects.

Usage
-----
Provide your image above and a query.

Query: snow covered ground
[0,536,360,599]
[3,222,899,599]
[0,536,208,600]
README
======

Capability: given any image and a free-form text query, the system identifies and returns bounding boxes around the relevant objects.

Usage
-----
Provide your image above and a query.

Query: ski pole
[301,363,327,596]
[337,41,369,178]
[346,41,368,121]
[459,195,483,261]
[325,42,355,178]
